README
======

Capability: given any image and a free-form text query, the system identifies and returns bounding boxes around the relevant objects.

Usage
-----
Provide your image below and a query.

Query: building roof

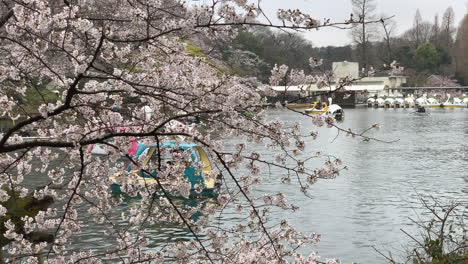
[271,84,387,92]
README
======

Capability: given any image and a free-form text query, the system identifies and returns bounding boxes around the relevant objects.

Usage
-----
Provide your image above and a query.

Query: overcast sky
[259,0,468,47]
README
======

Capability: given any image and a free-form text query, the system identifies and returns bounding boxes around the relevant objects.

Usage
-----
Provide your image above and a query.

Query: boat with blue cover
[110,141,221,198]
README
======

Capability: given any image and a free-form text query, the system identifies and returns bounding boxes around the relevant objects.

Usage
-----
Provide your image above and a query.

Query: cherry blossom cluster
[0,0,371,263]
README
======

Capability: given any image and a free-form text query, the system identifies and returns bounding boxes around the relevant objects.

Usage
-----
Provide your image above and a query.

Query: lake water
[246,107,467,263]
[18,107,468,263]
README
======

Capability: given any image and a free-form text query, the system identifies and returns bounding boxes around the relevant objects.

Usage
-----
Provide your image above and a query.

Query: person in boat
[315,102,323,110]
[416,105,426,113]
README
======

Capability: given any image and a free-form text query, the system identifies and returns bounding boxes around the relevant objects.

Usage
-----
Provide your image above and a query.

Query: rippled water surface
[252,107,467,263]
[26,108,467,263]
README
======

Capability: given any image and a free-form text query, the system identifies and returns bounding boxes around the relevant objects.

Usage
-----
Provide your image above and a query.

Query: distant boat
[453,97,463,104]
[415,97,426,106]
[384,98,395,108]
[404,97,415,108]
[462,98,468,107]
[439,95,464,108]
[87,144,108,155]
[374,98,385,108]
[287,102,312,108]
[305,101,328,114]
[415,97,439,108]
[426,98,439,107]
[324,104,344,121]
[394,98,404,108]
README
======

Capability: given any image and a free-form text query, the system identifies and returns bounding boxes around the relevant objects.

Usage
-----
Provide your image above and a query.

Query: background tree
[402,10,433,49]
[455,12,468,85]
[430,14,440,47]
[413,9,424,47]
[415,42,440,71]
[350,0,379,70]
[0,0,384,263]
[440,7,456,50]
[379,16,397,65]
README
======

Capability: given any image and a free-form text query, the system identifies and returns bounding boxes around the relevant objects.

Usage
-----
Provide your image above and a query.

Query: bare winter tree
[350,0,380,70]
[413,9,424,48]
[440,7,456,50]
[430,14,441,47]
[401,11,432,49]
[379,15,397,65]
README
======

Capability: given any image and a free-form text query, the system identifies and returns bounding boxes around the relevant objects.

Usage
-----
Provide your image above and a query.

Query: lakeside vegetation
[203,4,468,87]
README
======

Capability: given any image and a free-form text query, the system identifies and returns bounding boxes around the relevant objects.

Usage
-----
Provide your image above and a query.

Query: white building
[272,61,407,99]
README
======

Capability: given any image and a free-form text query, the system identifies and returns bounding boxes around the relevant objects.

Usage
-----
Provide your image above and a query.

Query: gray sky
[261,0,467,47]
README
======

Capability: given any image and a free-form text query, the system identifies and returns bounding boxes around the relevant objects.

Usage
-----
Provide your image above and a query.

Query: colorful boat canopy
[134,141,199,157]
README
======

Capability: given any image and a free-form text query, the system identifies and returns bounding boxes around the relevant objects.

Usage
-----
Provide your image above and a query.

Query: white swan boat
[374,98,385,108]
[324,104,344,121]
[439,95,464,108]
[426,98,440,107]
[404,97,415,108]
[384,98,395,108]
[394,98,404,108]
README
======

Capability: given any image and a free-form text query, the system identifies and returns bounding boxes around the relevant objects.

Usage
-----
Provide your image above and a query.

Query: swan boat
[394,98,404,108]
[384,98,395,108]
[287,102,313,108]
[439,95,465,108]
[404,98,415,108]
[374,98,385,108]
[324,104,344,121]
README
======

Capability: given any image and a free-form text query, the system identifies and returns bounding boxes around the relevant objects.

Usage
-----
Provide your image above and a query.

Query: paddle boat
[324,104,344,121]
[367,98,375,107]
[439,95,464,108]
[384,98,395,108]
[463,98,468,107]
[426,97,440,108]
[287,102,312,108]
[87,144,108,155]
[305,101,328,114]
[453,97,463,105]
[374,98,385,108]
[415,97,426,106]
[404,97,415,108]
[110,141,221,198]
[394,98,404,108]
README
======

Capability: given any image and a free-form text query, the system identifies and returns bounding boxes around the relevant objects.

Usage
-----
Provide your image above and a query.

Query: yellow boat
[304,102,328,114]
[287,103,312,108]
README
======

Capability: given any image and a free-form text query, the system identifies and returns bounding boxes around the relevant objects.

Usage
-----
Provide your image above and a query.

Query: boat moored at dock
[384,98,395,108]
[394,98,404,108]
[404,97,415,108]
[374,98,385,108]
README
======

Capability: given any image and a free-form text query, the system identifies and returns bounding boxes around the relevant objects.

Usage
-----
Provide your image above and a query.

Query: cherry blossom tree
[0,0,385,262]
